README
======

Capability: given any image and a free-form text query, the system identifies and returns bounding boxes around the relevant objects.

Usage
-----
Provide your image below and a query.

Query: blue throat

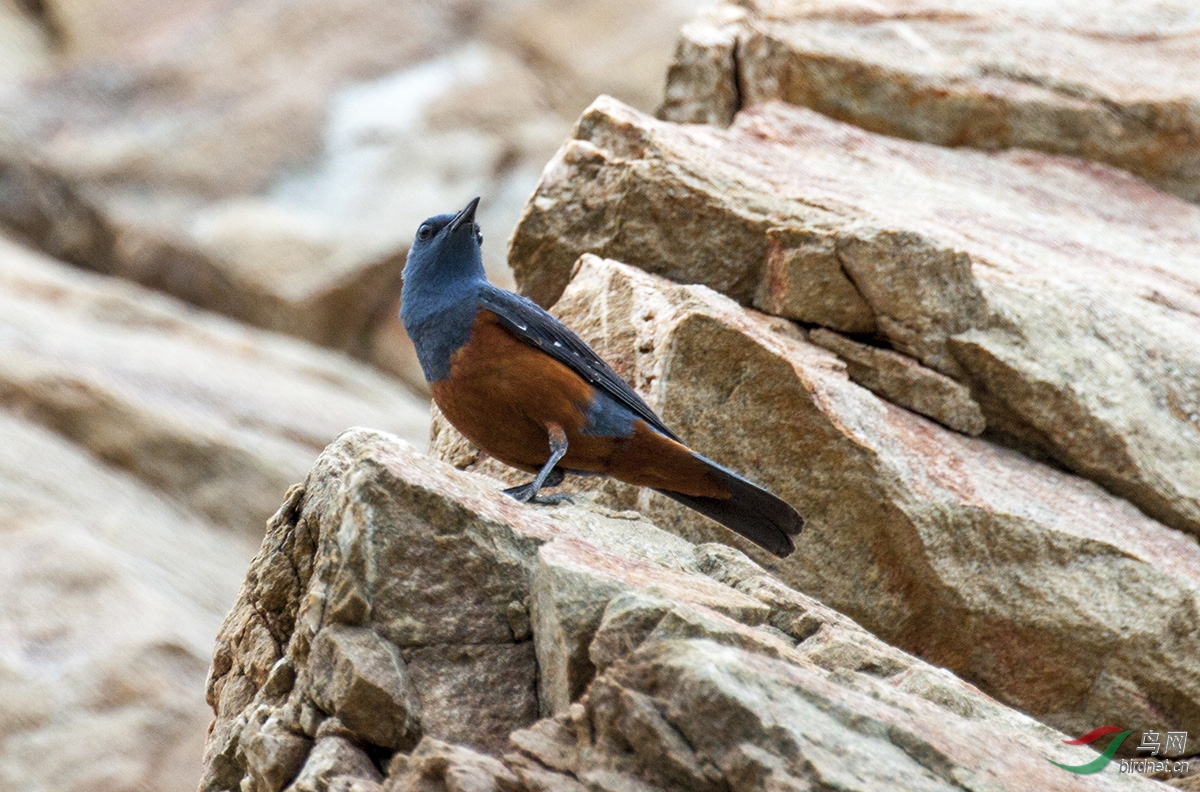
[400,224,488,383]
[402,279,482,383]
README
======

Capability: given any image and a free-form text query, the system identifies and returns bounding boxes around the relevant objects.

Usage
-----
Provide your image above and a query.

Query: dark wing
[478,284,680,442]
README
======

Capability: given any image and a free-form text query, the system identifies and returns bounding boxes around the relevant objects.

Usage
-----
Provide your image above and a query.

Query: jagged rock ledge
[201,428,1160,791]
[434,254,1200,758]
[659,0,1200,203]
[510,95,1200,543]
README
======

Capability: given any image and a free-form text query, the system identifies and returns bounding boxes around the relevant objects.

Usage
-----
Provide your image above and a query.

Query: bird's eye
[474,223,482,245]
[417,224,433,241]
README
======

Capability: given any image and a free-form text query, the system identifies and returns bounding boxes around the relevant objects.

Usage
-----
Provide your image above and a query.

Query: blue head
[400,197,489,381]
[401,196,485,322]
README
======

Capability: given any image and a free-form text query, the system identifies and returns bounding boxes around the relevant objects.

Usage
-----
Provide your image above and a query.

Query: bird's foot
[502,483,572,505]
[501,482,537,502]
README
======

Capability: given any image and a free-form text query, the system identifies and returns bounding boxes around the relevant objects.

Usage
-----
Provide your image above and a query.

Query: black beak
[448,196,480,233]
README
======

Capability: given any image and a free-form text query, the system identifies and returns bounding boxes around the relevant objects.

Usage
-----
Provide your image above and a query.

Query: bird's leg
[503,424,572,504]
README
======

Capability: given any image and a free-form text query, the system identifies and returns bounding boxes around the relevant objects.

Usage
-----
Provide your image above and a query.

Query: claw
[502,482,538,503]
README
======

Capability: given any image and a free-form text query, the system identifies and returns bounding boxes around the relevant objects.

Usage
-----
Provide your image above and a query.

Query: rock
[202,426,722,787]
[0,234,429,534]
[517,637,1152,792]
[327,780,384,792]
[479,0,707,120]
[305,626,422,751]
[1169,768,1200,791]
[207,428,1164,789]
[403,643,538,754]
[657,3,744,128]
[0,233,427,792]
[532,536,768,716]
[33,0,217,60]
[0,149,118,277]
[383,738,520,792]
[436,254,1200,754]
[509,96,1200,540]
[288,736,383,792]
[242,707,314,792]
[0,0,493,362]
[753,227,876,333]
[659,0,1200,203]
[808,327,986,435]
[0,408,257,792]
[331,780,385,792]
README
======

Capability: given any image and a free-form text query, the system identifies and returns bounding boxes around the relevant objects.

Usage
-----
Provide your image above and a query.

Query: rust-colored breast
[432,310,595,472]
[433,309,727,499]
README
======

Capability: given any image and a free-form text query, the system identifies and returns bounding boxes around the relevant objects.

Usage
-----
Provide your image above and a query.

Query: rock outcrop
[0,3,720,789]
[434,254,1200,758]
[659,0,1200,203]
[509,96,1200,543]
[7,0,1200,789]
[202,428,1161,791]
[807,327,986,436]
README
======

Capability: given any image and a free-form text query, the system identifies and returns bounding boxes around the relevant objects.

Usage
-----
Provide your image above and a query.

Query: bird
[400,197,805,558]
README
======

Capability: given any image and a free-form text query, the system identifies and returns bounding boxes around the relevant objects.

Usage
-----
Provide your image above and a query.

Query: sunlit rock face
[202,429,1165,792]
[510,97,1200,542]
[659,0,1200,203]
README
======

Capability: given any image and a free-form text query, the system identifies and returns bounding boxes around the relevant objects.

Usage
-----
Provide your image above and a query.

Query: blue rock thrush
[400,197,804,557]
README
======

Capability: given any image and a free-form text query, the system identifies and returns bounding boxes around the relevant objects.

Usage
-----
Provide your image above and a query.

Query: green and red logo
[1049,726,1133,774]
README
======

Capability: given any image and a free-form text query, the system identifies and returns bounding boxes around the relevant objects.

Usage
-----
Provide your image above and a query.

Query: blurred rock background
[0,1,709,789]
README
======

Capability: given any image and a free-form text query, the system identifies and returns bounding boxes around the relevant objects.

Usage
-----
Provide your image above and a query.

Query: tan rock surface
[809,327,986,436]
[288,735,382,792]
[660,0,1200,202]
[203,428,1160,790]
[384,738,520,792]
[510,96,1200,540]
[434,255,1200,754]
[202,428,715,788]
[479,0,707,120]
[754,226,876,333]
[38,0,220,60]
[0,234,429,534]
[0,0,506,363]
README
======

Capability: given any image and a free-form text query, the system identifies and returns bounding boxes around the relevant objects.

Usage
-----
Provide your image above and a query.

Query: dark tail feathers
[654,455,804,558]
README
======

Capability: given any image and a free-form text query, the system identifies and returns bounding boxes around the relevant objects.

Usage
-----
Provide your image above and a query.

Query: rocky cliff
[658,0,1200,202]
[200,429,1163,792]
[436,252,1200,752]
[509,96,1200,546]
